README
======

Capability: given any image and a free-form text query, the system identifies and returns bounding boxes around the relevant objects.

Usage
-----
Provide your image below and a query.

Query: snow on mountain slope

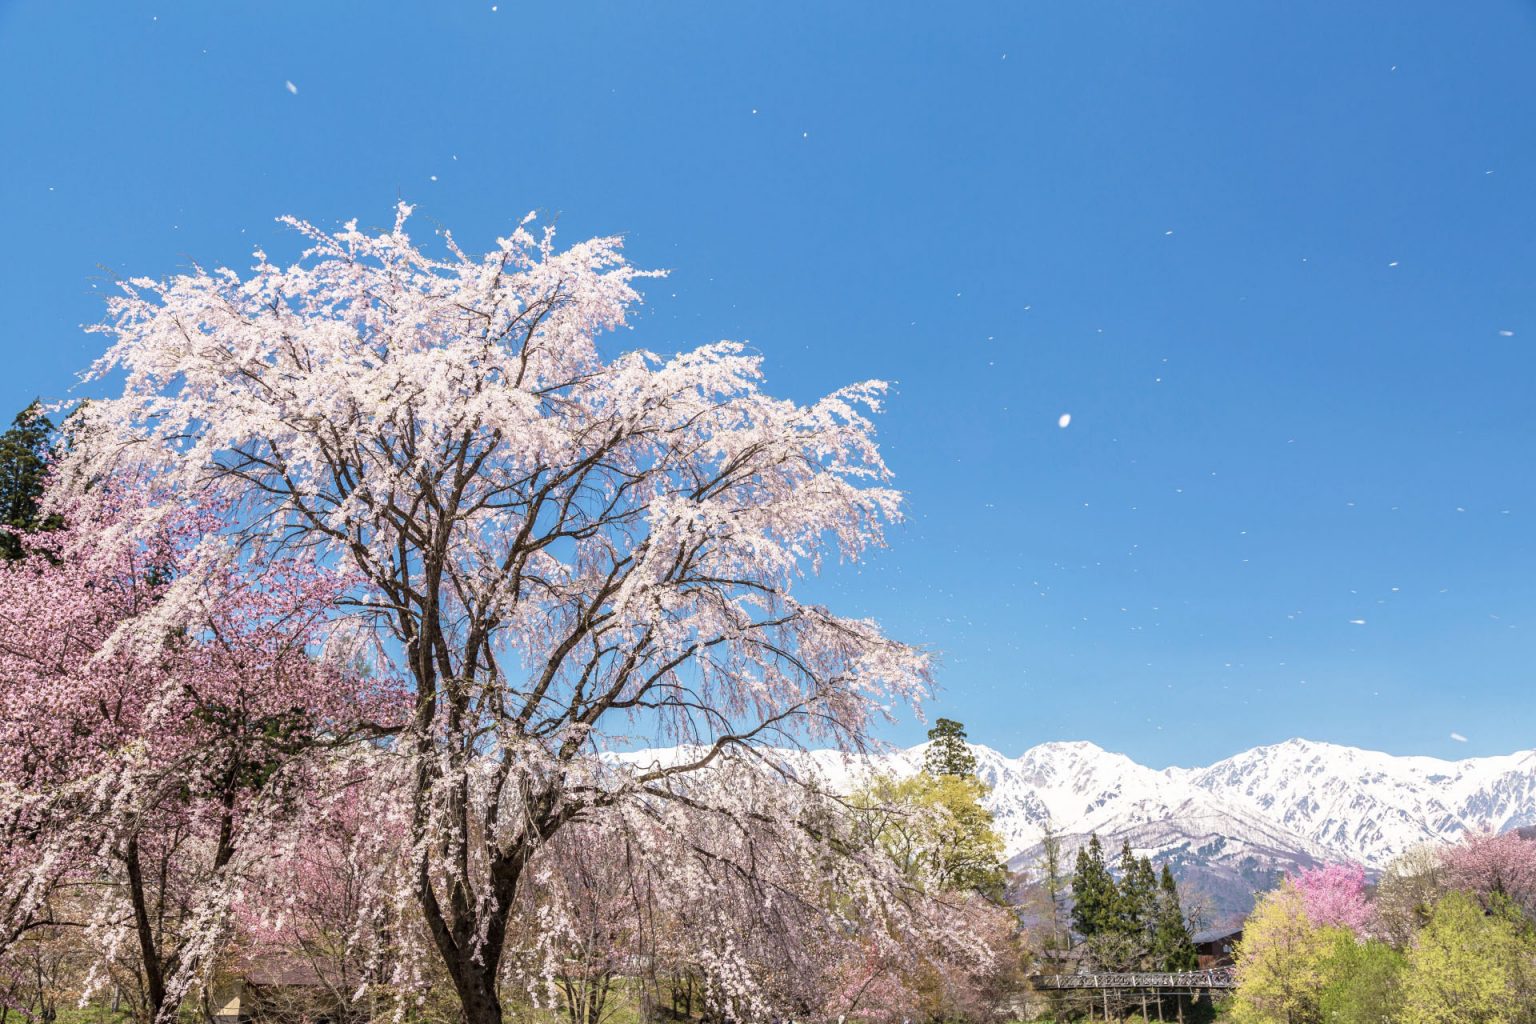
[617,737,1536,870]
[1185,739,1536,867]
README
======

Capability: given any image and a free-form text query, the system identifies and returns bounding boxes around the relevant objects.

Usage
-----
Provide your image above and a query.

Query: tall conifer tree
[923,717,979,778]
[1070,834,1116,941]
[1115,843,1156,941]
[1152,864,1198,971]
[0,401,56,561]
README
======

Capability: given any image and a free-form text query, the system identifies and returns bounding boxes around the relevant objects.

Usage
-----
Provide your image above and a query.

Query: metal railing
[1030,967,1236,991]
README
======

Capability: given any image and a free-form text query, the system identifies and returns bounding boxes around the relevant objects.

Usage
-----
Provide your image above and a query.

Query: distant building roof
[1192,927,1242,946]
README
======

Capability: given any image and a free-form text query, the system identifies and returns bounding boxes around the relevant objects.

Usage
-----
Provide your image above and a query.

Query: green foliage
[1229,869,1536,1024]
[855,770,1008,901]
[1316,930,1405,1024]
[1069,835,1194,973]
[1230,884,1330,1024]
[923,717,979,778]
[1152,863,1199,972]
[1070,834,1117,941]
[1402,890,1536,1024]
[1115,842,1156,939]
[0,401,56,560]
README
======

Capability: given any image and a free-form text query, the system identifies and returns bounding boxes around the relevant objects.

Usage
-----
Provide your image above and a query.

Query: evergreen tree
[1093,844,1158,970]
[1152,864,1198,972]
[1115,844,1157,941]
[923,717,978,778]
[0,402,56,561]
[1070,834,1116,941]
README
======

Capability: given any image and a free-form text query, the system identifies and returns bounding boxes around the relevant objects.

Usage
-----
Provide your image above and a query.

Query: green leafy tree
[1402,891,1536,1024]
[856,771,1008,901]
[1152,863,1198,972]
[0,401,56,561]
[1070,834,1117,942]
[1231,883,1330,1024]
[923,717,978,778]
[1317,930,1405,1024]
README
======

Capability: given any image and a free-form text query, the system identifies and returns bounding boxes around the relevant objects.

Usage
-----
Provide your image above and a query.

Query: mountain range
[622,737,1536,925]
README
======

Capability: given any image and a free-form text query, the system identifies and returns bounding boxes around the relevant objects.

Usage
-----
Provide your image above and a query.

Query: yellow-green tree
[1402,891,1536,1024]
[1230,883,1330,1024]
[855,772,1008,901]
[1316,929,1405,1024]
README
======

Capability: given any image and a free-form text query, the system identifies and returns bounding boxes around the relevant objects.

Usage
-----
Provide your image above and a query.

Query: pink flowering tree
[230,760,407,1024]
[1441,830,1536,918]
[535,760,1003,1024]
[1290,863,1373,936]
[0,490,402,1024]
[58,206,935,1024]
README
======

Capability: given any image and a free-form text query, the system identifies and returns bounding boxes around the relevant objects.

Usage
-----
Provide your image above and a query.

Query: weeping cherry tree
[62,205,933,1024]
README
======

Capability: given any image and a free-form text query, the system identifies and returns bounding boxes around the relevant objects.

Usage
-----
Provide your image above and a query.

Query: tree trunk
[444,957,503,1024]
[122,837,169,1024]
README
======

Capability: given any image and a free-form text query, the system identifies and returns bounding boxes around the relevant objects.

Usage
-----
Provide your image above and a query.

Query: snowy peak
[1186,739,1536,867]
[617,737,1536,875]
[980,737,1536,869]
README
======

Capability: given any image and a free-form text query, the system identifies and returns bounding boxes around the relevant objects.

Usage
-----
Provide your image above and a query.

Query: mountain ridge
[618,736,1536,921]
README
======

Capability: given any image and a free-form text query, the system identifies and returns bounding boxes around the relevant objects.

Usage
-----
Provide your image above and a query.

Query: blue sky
[3,2,1535,766]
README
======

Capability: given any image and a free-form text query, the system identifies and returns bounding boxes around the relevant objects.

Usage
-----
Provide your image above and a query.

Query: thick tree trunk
[122,836,169,1024]
[447,963,504,1024]
[418,844,524,1024]
[419,883,508,1024]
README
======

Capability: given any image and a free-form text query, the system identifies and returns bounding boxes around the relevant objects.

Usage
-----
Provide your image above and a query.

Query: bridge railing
[1030,967,1236,991]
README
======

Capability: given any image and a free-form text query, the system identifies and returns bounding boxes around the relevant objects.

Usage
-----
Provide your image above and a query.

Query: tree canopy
[923,718,979,778]
[22,207,952,1024]
[856,771,1008,902]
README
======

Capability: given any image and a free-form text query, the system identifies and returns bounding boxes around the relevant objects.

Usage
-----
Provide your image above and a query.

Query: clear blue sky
[3,2,1535,766]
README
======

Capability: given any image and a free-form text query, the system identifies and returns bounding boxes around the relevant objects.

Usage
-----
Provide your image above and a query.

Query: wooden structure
[1029,968,1235,1022]
[1193,927,1242,969]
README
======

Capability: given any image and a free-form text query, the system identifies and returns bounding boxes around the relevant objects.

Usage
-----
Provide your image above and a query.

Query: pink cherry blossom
[52,207,938,1024]
[0,485,404,1024]
[1441,829,1536,916]
[1290,862,1372,936]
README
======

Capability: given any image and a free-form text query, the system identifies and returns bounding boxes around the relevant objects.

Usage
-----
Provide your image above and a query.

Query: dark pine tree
[1106,844,1158,968]
[1152,863,1198,972]
[0,401,56,561]
[1070,834,1116,942]
[923,717,979,778]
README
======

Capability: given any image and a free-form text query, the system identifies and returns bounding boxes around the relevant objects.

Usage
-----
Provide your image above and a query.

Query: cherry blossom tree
[0,489,401,1024]
[1440,829,1536,919]
[1290,863,1373,937]
[61,206,933,1024]
[570,759,1002,1024]
[231,763,406,1024]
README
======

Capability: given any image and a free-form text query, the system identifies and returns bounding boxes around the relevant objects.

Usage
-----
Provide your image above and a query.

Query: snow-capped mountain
[1184,739,1536,869]
[619,737,1536,922]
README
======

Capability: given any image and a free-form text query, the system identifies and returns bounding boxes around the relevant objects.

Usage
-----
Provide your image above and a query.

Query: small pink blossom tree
[0,489,402,1024]
[1290,863,1373,936]
[58,206,937,1024]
